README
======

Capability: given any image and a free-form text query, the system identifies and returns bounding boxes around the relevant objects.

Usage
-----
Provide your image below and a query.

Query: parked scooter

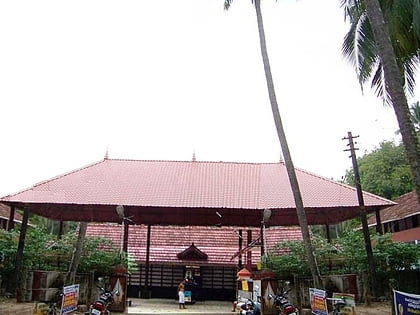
[85,285,119,315]
[235,296,261,315]
[269,288,299,315]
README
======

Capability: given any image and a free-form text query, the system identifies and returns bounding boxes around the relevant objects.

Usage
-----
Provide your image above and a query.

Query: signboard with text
[394,290,420,315]
[309,288,328,315]
[332,292,356,315]
[60,284,79,315]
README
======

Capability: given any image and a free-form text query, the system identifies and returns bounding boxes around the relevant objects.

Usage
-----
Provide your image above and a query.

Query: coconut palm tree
[67,221,87,284]
[224,0,322,287]
[341,0,420,203]
[342,0,420,100]
[410,101,420,132]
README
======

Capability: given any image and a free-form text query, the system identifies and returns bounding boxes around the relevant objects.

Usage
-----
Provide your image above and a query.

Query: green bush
[0,226,134,290]
[264,231,420,282]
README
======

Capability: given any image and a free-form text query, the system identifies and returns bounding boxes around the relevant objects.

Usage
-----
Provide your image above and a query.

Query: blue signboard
[394,290,420,315]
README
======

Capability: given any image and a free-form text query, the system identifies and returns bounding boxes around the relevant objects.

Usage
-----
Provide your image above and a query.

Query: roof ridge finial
[192,150,196,162]
[104,147,109,160]
[279,153,284,163]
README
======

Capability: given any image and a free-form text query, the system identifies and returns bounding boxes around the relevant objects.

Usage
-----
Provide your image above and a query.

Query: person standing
[178,280,186,309]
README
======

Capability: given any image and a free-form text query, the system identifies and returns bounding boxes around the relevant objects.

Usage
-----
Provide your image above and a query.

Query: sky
[0,0,413,197]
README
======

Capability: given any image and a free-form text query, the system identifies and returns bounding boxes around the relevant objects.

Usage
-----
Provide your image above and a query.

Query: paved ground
[0,297,392,314]
[127,298,234,314]
[1,297,235,315]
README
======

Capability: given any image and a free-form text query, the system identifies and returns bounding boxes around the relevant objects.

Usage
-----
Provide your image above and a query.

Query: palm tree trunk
[364,0,420,201]
[253,0,322,288]
[67,222,87,285]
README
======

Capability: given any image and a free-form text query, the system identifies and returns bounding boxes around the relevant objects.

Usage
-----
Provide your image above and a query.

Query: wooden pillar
[7,205,15,231]
[144,224,151,291]
[123,221,129,253]
[14,207,30,301]
[325,224,331,242]
[375,209,383,234]
[325,224,332,271]
[58,221,64,239]
[238,229,243,269]
[246,230,252,271]
[260,225,264,256]
[57,221,65,267]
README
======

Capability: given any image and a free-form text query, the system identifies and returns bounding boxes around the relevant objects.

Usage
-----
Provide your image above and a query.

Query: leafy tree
[264,230,420,294]
[0,227,130,292]
[224,0,321,288]
[341,0,420,203]
[345,140,413,200]
[264,236,338,278]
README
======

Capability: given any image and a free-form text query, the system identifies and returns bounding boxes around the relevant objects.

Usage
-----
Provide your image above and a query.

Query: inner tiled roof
[86,223,302,266]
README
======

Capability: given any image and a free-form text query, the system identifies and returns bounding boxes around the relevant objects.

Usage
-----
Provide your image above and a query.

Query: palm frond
[410,101,420,130]
[224,0,233,10]
[370,63,390,105]
[414,0,420,38]
[342,0,420,103]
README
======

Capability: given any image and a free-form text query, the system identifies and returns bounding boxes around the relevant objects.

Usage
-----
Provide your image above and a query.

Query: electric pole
[343,131,377,301]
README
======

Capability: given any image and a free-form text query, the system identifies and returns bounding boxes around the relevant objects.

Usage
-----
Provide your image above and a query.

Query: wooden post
[238,229,243,269]
[260,224,264,257]
[325,224,331,242]
[144,224,151,295]
[325,224,332,271]
[58,221,64,238]
[344,132,377,300]
[7,205,15,231]
[123,221,129,253]
[375,209,383,234]
[14,206,29,301]
[247,230,252,271]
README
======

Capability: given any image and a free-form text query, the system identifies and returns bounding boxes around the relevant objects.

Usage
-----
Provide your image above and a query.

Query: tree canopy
[264,230,420,294]
[344,140,413,200]
[0,226,133,292]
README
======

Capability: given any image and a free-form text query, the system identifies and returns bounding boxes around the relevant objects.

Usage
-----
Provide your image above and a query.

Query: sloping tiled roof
[368,191,420,225]
[0,159,394,226]
[86,223,302,266]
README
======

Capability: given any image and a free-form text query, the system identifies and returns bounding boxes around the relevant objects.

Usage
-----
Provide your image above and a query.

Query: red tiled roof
[0,159,394,226]
[86,223,302,266]
[368,191,420,225]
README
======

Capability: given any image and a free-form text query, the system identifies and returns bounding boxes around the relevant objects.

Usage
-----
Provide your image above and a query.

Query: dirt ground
[0,297,393,314]
[353,301,392,315]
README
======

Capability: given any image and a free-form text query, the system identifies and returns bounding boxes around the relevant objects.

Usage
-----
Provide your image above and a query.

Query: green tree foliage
[344,140,413,200]
[264,231,420,288]
[264,236,342,278]
[0,227,133,291]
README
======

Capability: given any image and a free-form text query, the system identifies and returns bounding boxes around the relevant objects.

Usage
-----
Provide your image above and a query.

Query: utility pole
[343,131,377,301]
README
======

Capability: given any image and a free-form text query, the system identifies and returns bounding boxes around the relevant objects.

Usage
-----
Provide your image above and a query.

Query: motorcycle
[85,285,120,315]
[269,288,299,315]
[235,296,261,315]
